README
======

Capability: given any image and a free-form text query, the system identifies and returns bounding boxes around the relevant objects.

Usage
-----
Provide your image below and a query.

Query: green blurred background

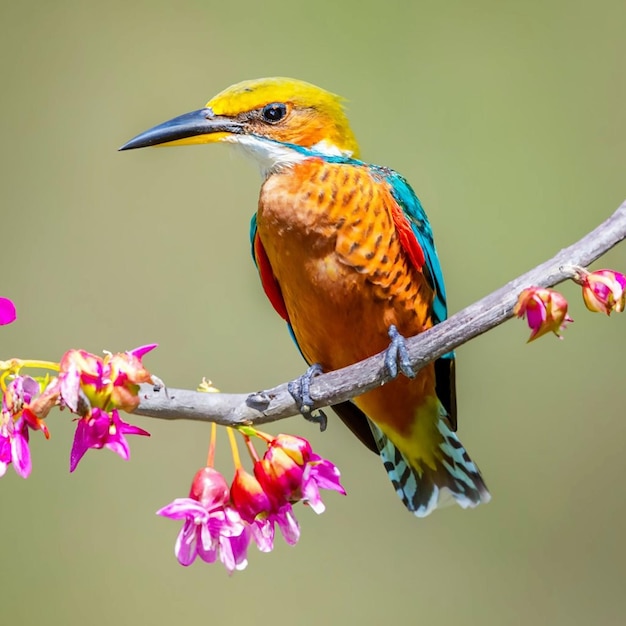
[1,0,625,624]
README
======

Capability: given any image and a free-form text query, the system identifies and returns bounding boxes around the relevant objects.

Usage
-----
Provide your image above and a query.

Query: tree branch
[134,200,626,426]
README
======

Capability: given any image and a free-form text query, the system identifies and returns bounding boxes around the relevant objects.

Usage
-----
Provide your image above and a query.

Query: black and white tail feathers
[368,412,490,517]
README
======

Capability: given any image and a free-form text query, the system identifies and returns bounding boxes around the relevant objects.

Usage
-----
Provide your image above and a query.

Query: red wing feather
[253,233,289,321]
[390,203,425,271]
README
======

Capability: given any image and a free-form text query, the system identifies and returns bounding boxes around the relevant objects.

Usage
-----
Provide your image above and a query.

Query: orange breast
[256,159,436,434]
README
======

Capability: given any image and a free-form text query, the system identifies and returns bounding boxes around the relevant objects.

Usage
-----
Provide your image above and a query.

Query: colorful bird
[121,77,490,516]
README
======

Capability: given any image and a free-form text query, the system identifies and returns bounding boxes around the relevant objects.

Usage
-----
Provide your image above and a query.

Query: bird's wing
[375,167,458,430]
[250,214,289,321]
[376,168,447,323]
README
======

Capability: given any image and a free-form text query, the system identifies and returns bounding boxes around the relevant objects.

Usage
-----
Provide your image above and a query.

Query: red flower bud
[189,467,230,509]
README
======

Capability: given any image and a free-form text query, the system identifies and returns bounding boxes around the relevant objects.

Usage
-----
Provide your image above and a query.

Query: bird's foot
[304,408,328,432]
[384,325,415,379]
[288,363,328,432]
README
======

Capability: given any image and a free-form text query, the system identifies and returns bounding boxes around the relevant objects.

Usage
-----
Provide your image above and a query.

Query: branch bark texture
[135,201,626,427]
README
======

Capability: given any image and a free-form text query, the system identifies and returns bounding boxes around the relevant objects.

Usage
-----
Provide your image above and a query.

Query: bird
[120,77,490,516]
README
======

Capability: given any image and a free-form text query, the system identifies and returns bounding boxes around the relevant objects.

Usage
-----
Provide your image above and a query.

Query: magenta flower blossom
[301,454,346,514]
[70,407,150,472]
[0,297,16,325]
[0,376,43,478]
[230,467,300,551]
[254,447,305,504]
[0,415,31,478]
[253,433,346,515]
[59,344,157,414]
[267,435,345,511]
[514,287,573,341]
[158,434,343,571]
[580,269,626,315]
[157,467,250,573]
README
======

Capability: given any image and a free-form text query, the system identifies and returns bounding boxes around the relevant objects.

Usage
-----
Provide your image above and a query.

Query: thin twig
[134,200,626,426]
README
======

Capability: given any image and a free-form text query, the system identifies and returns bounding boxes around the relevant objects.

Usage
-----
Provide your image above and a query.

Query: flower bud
[189,467,230,509]
[254,448,304,504]
[581,269,626,315]
[514,287,572,341]
[270,433,312,465]
[230,467,272,522]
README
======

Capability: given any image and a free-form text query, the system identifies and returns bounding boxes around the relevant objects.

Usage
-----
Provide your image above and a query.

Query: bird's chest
[258,162,395,296]
[256,161,427,368]
[258,165,361,310]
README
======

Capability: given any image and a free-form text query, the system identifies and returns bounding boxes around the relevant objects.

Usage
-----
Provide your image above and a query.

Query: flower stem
[206,422,217,467]
[0,359,60,373]
[243,435,261,463]
[250,429,273,444]
[0,369,10,393]
[22,360,61,372]
[226,427,242,469]
[0,359,61,392]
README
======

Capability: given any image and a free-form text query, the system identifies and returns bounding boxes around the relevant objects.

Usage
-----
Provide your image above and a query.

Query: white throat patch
[224,135,307,177]
[224,135,352,177]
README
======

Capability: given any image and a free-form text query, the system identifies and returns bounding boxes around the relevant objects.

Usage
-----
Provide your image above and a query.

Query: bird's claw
[288,363,323,413]
[305,408,328,432]
[288,363,327,431]
[385,325,415,379]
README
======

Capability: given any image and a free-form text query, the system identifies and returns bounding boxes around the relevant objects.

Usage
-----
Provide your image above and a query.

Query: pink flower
[0,298,16,326]
[0,415,31,478]
[231,467,273,522]
[230,467,300,551]
[157,467,250,573]
[254,447,305,504]
[107,344,158,411]
[254,434,346,514]
[59,344,157,414]
[0,376,45,478]
[268,434,345,511]
[580,269,626,315]
[514,287,573,341]
[271,433,312,465]
[301,455,346,514]
[70,407,149,472]
[58,349,105,413]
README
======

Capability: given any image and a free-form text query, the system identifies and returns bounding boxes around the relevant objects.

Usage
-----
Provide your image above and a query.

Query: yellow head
[120,77,360,167]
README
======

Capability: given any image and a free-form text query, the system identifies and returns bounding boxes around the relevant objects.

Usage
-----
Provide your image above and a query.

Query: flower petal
[156,498,208,521]
[197,520,218,563]
[219,529,249,574]
[105,433,131,461]
[275,504,300,546]
[69,419,91,472]
[11,428,32,479]
[0,297,16,326]
[301,477,325,514]
[250,518,275,553]
[174,519,199,566]
[307,458,346,494]
[128,344,158,360]
[59,364,82,413]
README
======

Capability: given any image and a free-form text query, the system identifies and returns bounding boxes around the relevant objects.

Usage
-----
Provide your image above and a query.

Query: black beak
[119,108,243,151]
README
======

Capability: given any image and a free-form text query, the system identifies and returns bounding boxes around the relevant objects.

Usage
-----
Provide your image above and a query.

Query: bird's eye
[261,102,287,123]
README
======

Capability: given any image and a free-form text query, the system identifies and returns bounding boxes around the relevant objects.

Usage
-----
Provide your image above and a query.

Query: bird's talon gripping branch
[288,363,324,415]
[385,325,415,379]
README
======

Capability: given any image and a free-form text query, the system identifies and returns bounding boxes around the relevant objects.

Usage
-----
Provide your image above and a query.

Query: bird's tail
[369,405,490,517]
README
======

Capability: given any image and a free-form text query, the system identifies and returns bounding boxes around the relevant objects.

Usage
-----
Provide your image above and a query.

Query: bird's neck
[225,134,353,177]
